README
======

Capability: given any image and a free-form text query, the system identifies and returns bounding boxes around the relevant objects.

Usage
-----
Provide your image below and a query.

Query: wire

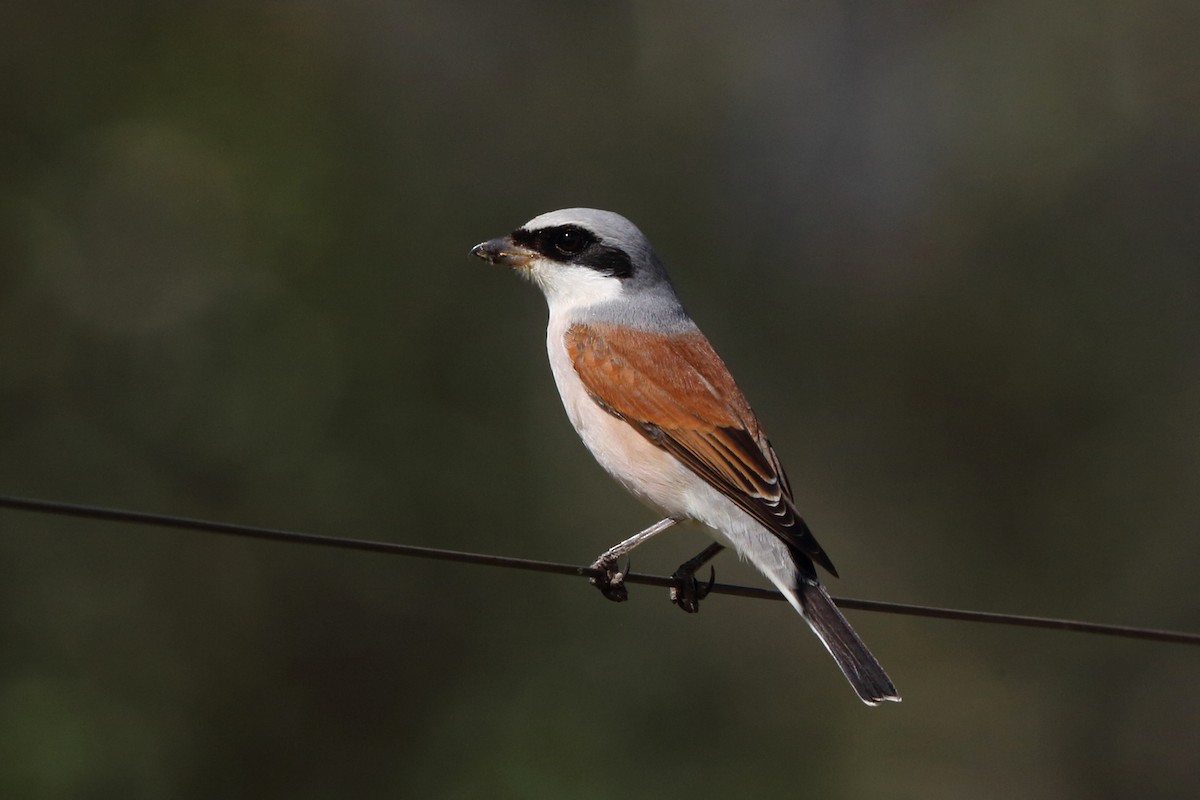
[2,493,1198,647]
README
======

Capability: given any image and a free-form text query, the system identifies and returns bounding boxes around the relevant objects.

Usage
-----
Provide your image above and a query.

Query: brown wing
[565,322,836,577]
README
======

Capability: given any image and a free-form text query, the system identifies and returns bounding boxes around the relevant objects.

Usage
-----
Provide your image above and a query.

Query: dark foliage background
[2,2,1198,798]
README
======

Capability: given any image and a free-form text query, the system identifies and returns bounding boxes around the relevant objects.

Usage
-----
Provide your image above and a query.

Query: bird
[471,208,900,705]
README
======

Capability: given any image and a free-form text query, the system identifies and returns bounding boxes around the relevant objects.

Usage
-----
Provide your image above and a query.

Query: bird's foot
[589,556,629,602]
[670,564,716,614]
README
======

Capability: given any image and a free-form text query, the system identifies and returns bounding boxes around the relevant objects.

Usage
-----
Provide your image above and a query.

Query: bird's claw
[590,556,630,602]
[670,565,716,613]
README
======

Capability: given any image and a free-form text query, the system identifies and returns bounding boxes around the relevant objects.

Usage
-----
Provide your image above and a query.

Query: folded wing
[565,322,836,578]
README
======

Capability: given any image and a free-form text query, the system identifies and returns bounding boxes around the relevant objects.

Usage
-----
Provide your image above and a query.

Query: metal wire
[1,493,1197,646]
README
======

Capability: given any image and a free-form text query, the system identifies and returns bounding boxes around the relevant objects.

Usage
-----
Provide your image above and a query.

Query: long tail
[709,521,899,704]
[789,579,901,705]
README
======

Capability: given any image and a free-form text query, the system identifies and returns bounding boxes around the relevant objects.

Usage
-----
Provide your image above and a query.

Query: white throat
[528,262,624,319]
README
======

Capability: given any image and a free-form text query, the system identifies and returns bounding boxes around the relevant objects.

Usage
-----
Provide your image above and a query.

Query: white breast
[544,312,698,515]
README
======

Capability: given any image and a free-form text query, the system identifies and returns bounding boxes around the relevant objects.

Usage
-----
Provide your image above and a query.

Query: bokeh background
[3,1,1199,797]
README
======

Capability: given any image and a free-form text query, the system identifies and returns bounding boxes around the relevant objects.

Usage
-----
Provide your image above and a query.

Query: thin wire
[2,493,1198,647]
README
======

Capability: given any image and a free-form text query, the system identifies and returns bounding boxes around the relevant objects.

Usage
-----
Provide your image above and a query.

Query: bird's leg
[670,542,725,613]
[589,517,680,602]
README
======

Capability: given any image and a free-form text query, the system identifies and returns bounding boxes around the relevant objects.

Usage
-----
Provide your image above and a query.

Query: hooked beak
[470,236,534,269]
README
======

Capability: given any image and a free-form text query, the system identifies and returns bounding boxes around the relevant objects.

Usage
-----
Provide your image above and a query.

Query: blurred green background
[2,1,1199,797]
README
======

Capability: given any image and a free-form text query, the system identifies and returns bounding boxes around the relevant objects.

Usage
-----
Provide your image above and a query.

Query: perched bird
[472,209,900,705]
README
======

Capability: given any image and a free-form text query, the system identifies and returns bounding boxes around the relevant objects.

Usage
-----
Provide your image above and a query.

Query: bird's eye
[553,228,587,256]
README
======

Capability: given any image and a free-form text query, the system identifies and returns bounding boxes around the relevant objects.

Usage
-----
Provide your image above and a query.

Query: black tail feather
[798,580,901,705]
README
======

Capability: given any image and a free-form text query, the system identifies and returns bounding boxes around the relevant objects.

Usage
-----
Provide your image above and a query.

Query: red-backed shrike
[473,208,899,705]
